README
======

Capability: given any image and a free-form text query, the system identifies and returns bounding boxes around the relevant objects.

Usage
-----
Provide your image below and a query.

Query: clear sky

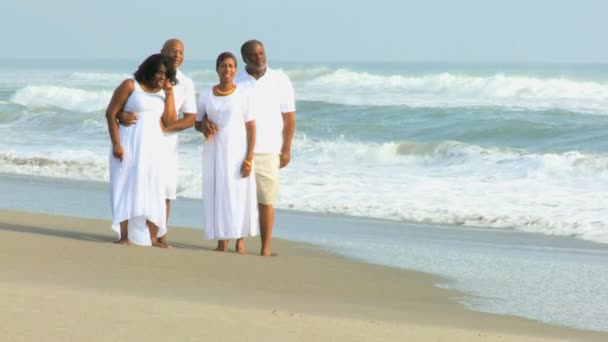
[2,0,607,63]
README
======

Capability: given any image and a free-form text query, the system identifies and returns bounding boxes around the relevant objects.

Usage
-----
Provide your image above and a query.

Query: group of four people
[105,38,295,256]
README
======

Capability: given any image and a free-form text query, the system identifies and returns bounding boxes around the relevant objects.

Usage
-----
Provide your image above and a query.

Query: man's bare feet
[235,239,247,255]
[261,249,278,257]
[214,240,228,252]
[114,239,132,245]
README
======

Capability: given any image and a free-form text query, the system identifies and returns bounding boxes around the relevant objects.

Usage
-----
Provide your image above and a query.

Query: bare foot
[114,239,132,245]
[260,249,278,257]
[152,241,170,248]
[235,239,247,255]
[214,240,228,252]
[158,235,172,248]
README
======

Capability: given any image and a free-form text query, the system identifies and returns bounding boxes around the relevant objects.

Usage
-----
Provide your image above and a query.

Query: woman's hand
[112,144,124,161]
[240,159,252,178]
[202,116,218,139]
[162,80,173,93]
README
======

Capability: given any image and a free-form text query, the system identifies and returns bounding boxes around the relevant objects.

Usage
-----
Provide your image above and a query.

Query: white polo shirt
[235,66,295,154]
[164,69,197,148]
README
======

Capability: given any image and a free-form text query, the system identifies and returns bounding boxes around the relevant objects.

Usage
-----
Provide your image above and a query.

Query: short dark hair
[133,53,178,86]
[240,39,263,61]
[216,52,237,70]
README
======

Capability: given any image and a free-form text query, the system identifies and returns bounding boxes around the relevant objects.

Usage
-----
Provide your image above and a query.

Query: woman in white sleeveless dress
[195,52,258,254]
[105,54,177,247]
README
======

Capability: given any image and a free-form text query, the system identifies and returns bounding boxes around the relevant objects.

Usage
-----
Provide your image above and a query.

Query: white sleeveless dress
[110,80,167,246]
[198,86,259,240]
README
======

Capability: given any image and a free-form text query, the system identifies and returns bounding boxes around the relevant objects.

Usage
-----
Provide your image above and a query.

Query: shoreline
[2,172,608,333]
[2,172,606,249]
[1,209,607,341]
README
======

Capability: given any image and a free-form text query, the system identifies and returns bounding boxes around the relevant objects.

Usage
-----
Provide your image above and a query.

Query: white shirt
[164,69,197,145]
[235,66,295,154]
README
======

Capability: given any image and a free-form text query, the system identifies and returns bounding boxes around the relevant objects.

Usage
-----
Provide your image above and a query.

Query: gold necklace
[213,84,236,96]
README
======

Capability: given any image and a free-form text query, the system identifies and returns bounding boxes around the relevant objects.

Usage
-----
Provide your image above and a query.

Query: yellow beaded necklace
[213,84,237,96]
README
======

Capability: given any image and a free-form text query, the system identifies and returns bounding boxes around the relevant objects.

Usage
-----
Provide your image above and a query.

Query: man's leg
[254,154,280,257]
[258,203,274,256]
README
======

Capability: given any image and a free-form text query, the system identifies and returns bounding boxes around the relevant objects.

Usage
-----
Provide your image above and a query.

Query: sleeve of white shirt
[182,78,197,114]
[196,90,207,121]
[243,90,255,123]
[279,72,296,113]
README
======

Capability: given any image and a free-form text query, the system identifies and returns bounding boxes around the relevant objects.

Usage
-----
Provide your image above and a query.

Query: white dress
[197,86,259,240]
[110,80,167,246]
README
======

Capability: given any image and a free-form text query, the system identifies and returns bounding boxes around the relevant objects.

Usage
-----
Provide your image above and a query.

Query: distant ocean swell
[8,68,608,113]
[10,85,112,112]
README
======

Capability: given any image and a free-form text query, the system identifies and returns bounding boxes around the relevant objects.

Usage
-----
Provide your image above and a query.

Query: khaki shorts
[253,154,280,205]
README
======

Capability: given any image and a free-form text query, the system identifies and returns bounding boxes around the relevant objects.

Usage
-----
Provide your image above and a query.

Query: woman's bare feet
[235,239,247,255]
[113,239,132,245]
[152,241,170,248]
[214,240,228,252]
[157,235,172,248]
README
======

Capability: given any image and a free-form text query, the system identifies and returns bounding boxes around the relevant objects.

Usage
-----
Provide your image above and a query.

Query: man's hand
[279,150,291,168]
[117,111,138,126]
[159,119,168,133]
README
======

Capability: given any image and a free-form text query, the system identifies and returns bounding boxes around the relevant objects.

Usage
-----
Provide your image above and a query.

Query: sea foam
[10,85,112,112]
[294,69,608,113]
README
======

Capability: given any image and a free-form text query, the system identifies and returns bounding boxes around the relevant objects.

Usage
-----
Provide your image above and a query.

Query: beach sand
[1,209,606,341]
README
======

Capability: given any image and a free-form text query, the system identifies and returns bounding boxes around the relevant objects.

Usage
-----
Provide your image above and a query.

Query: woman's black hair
[133,53,178,86]
[216,51,237,70]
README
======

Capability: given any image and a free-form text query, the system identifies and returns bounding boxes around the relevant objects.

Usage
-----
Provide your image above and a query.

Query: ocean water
[1,59,607,243]
[1,59,608,331]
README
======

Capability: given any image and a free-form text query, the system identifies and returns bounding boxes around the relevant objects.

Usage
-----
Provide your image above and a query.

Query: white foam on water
[2,134,606,244]
[179,135,608,244]
[293,69,608,113]
[0,150,108,181]
[8,68,608,114]
[10,85,112,112]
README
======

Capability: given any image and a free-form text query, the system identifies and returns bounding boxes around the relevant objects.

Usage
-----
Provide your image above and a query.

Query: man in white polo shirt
[118,39,197,246]
[203,39,296,256]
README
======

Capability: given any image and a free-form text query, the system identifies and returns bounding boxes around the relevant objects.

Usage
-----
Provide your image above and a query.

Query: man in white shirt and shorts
[203,39,296,256]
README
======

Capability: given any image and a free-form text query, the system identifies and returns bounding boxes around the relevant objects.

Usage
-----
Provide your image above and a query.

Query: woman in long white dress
[105,54,177,247]
[195,52,258,254]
